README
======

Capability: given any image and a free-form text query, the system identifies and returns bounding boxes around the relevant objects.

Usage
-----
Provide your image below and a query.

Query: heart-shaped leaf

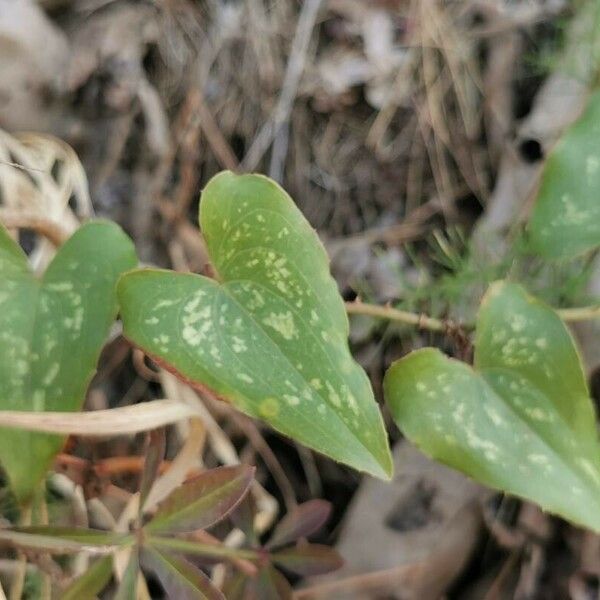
[0,221,136,502]
[529,89,600,259]
[118,171,392,479]
[384,281,600,531]
[146,465,254,534]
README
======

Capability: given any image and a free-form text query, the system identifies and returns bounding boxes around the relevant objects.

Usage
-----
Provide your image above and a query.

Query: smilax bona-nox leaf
[118,171,393,479]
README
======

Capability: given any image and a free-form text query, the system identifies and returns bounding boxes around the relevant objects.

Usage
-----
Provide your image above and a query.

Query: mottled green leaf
[142,547,224,600]
[272,544,343,576]
[62,556,113,600]
[0,221,137,502]
[146,465,254,534]
[266,500,331,549]
[384,281,600,531]
[118,171,392,479]
[529,89,600,258]
[0,527,130,554]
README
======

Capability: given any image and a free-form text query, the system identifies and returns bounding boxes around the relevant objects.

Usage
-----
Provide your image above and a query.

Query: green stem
[556,305,600,322]
[345,301,600,332]
[148,536,258,562]
[344,301,459,332]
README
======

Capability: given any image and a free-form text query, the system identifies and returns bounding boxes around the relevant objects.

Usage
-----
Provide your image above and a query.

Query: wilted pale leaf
[0,221,136,502]
[118,171,392,479]
[385,282,600,531]
[529,89,600,258]
[146,465,254,534]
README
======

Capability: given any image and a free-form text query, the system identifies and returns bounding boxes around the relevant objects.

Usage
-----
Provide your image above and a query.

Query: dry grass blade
[0,400,200,436]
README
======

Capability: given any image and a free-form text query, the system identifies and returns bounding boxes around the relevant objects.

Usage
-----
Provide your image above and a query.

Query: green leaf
[266,500,331,549]
[62,556,113,600]
[142,547,224,599]
[221,572,248,600]
[0,527,131,554]
[114,549,138,600]
[0,221,137,502]
[140,429,166,511]
[146,465,254,534]
[223,567,293,600]
[118,171,392,479]
[255,567,293,600]
[147,536,257,562]
[529,89,600,258]
[272,544,343,576]
[384,281,600,532]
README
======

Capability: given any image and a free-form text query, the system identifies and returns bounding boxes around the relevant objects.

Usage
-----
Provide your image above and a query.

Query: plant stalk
[345,301,600,331]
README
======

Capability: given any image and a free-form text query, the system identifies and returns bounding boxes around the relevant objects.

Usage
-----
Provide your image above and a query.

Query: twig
[345,300,451,333]
[345,300,600,334]
[556,305,600,322]
[243,0,323,175]
[194,91,239,172]
[0,210,69,246]
[230,413,297,512]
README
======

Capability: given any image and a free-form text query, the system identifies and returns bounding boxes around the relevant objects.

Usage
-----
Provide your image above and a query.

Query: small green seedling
[0,437,341,599]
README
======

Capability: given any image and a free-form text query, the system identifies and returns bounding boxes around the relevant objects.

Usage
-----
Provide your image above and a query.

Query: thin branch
[345,301,453,333]
[0,210,69,246]
[345,301,600,334]
[243,0,323,175]
[557,305,600,322]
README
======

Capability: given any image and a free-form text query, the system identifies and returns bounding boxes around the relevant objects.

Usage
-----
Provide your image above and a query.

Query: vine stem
[556,305,600,322]
[344,301,459,333]
[345,301,600,332]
